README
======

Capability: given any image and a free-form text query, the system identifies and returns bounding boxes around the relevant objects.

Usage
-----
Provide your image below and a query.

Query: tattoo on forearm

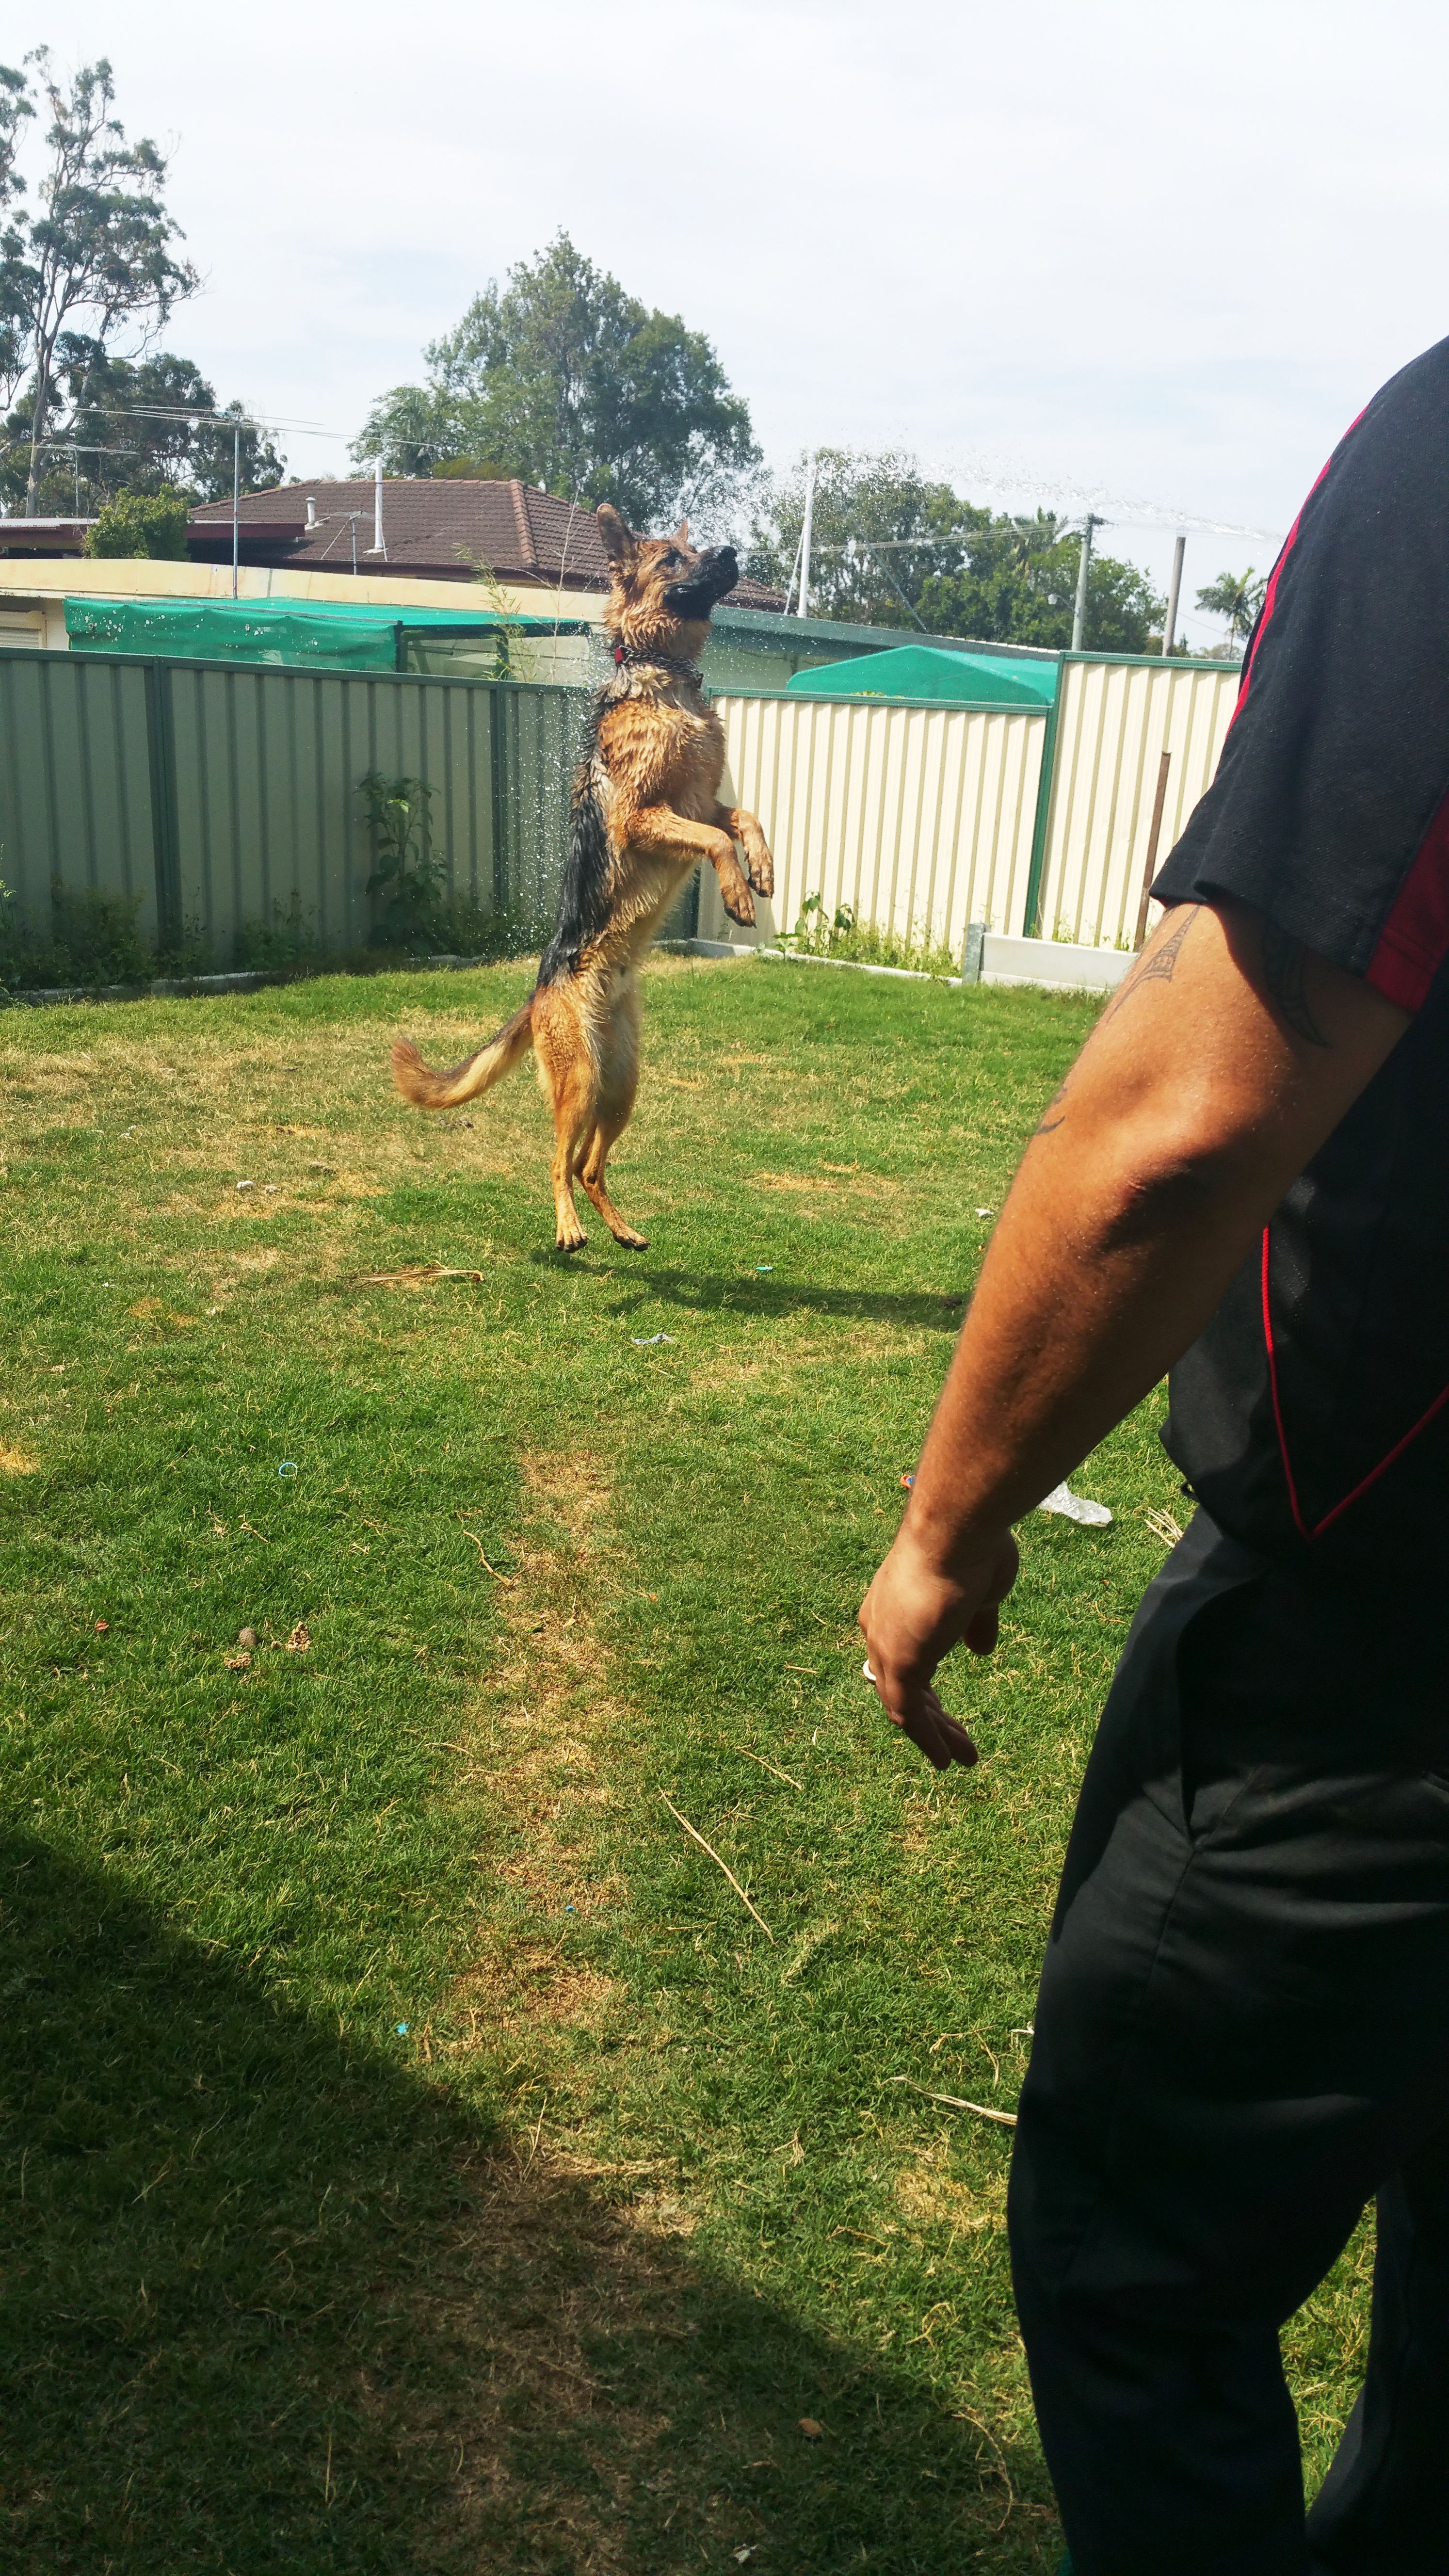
[1028,909,1195,1143]
[1261,921,1330,1046]
[1028,908,1199,1144]
[1101,906,1197,1026]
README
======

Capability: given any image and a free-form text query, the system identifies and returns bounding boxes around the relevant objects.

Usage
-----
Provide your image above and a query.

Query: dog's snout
[664,544,739,614]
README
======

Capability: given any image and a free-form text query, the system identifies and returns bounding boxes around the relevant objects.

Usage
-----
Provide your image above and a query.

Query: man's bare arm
[859,900,1411,1770]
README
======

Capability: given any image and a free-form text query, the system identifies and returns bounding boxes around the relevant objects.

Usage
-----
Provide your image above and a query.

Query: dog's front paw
[723,882,757,926]
[746,852,775,897]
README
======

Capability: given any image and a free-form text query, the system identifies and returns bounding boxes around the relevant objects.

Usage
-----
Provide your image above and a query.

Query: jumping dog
[390,504,774,1249]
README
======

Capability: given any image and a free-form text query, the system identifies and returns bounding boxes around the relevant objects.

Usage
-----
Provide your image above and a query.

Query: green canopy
[64,596,567,673]
[785,642,1057,709]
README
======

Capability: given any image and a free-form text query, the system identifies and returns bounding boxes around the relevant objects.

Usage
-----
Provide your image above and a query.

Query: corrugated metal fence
[0,643,1240,975]
[697,655,1239,953]
[1032,656,1241,948]
[698,690,1046,956]
[0,647,589,955]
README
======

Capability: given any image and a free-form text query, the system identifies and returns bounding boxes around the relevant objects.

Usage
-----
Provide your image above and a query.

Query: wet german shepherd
[390,505,773,1250]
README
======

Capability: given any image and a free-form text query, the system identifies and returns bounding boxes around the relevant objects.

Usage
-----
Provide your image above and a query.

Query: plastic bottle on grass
[1037,1481,1112,1527]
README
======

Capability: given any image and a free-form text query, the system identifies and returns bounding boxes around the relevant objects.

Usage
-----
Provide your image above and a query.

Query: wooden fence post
[1133,751,1172,950]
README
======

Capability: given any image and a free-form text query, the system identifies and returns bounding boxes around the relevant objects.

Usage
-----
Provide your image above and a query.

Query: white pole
[1071,514,1100,653]
[1161,532,1185,656]
[231,422,241,598]
[372,457,386,559]
[798,452,815,620]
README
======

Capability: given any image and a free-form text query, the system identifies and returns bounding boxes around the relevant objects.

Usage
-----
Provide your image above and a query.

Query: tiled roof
[187,479,784,609]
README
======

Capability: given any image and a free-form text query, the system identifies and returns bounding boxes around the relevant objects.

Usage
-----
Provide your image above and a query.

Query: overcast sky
[29,0,1449,644]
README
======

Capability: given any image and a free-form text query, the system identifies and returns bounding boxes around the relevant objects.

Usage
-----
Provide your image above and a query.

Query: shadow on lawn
[529,1254,966,1333]
[2,1832,1056,2575]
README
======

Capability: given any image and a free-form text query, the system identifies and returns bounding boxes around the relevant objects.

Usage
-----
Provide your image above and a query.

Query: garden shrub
[82,490,191,560]
[0,880,211,990]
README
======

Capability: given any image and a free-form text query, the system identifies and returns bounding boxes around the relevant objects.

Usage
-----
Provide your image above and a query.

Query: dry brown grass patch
[450,1453,631,2065]
[386,2149,723,2573]
[894,2150,1006,2236]
[0,1443,38,1475]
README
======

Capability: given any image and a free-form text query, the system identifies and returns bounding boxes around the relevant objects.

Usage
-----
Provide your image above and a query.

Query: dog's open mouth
[664,545,739,617]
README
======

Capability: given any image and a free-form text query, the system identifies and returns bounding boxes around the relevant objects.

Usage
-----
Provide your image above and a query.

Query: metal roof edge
[708,602,1058,660]
[706,683,1050,715]
[1059,646,1242,673]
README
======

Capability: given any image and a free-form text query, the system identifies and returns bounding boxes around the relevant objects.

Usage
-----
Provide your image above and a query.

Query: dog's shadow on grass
[529,1253,965,1332]
[3,1830,1057,2573]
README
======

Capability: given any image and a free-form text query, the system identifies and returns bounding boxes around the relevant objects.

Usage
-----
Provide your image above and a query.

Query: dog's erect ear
[673,518,690,547]
[596,503,636,568]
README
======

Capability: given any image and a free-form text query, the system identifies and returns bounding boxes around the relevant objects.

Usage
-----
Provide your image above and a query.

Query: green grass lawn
[0,957,1370,2574]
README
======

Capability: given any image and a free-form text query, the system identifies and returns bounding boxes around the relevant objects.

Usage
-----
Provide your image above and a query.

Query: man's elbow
[1092,1119,1271,1251]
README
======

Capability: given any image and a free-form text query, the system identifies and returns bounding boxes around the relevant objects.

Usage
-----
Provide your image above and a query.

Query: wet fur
[390,508,774,1250]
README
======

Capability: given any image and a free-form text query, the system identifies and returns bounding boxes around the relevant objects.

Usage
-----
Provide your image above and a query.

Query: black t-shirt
[1154,334,1449,1616]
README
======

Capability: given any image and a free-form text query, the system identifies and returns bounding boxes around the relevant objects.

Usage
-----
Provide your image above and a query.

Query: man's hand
[859,1524,1020,1770]
[853,898,1412,1780]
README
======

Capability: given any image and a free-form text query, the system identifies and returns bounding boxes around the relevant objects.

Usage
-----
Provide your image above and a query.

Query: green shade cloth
[784,641,1057,708]
[64,596,569,673]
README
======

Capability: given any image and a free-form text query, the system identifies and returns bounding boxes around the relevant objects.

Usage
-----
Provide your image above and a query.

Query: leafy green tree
[58,346,284,508]
[0,62,33,411]
[749,453,1166,650]
[0,51,197,515]
[918,515,1165,652]
[747,450,973,626]
[82,484,188,557]
[1194,566,1267,655]
[352,232,759,529]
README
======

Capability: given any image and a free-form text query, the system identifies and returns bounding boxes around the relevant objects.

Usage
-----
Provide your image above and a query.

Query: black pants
[1008,1508,1449,2575]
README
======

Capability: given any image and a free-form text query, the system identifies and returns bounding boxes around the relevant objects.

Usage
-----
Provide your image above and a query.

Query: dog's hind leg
[533,982,600,1251]
[580,974,648,1248]
[551,1099,597,1248]
[580,1115,647,1249]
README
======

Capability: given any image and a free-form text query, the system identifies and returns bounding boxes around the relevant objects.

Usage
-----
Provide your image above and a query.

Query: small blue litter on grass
[565,1905,576,1913]
[278,1461,298,1479]
[395,2022,409,2036]
[756,1264,774,1272]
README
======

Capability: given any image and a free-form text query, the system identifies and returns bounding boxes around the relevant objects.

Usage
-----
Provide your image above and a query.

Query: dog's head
[596,504,739,660]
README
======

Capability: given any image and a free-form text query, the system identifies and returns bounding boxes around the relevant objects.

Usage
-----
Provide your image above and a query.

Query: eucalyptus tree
[0,50,196,515]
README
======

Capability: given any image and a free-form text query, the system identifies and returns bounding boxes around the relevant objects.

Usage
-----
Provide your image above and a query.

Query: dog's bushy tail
[390,996,534,1110]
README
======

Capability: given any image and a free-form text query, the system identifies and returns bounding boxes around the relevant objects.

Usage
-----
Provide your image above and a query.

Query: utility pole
[798,452,816,620]
[231,422,241,598]
[1161,532,1185,657]
[1071,513,1102,652]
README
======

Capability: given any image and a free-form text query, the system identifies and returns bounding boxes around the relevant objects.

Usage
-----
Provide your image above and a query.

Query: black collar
[610,639,704,688]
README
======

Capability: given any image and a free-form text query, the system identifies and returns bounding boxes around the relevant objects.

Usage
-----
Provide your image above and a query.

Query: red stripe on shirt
[1261,1226,1309,1540]
[1367,786,1449,1010]
[1263,1218,1449,1535]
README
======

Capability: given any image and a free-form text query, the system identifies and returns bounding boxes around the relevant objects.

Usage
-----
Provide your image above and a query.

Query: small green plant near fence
[781,890,961,979]
[357,770,556,962]
[360,770,447,949]
[0,877,211,991]
[468,554,534,682]
[234,894,329,978]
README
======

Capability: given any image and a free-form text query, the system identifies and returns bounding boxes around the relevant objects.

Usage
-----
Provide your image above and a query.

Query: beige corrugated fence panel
[0,645,593,965]
[1035,660,1240,949]
[699,693,1047,950]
